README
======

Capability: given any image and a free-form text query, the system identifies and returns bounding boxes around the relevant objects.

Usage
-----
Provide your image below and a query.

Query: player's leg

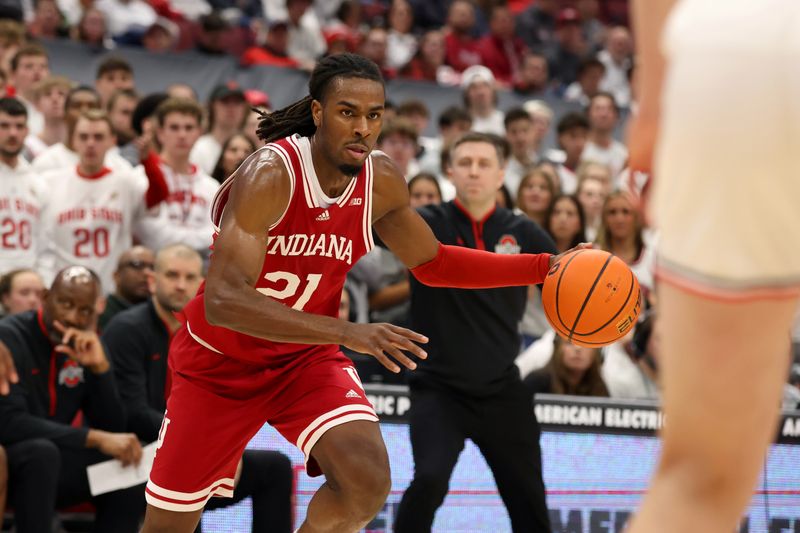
[142,329,271,533]
[471,381,550,533]
[627,288,797,533]
[394,387,467,533]
[300,420,390,532]
[268,354,386,533]
[628,6,800,529]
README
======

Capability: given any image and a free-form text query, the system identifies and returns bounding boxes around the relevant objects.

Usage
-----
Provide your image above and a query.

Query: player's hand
[53,321,110,374]
[91,430,143,466]
[0,340,19,395]
[342,322,428,373]
[549,243,593,267]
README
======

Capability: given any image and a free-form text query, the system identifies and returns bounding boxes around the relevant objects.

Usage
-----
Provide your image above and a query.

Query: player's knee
[352,464,391,520]
[348,456,390,504]
[335,448,391,516]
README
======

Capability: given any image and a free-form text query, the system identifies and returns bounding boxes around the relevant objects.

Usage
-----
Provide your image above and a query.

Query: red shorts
[145,326,378,512]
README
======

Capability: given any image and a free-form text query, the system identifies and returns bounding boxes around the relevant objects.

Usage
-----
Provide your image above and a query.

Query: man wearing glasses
[98,245,154,330]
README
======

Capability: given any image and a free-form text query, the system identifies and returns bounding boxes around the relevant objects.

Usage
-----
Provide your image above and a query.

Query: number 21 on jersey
[257,271,322,311]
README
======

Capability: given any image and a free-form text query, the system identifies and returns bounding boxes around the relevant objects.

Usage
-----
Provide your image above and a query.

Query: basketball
[542,249,642,348]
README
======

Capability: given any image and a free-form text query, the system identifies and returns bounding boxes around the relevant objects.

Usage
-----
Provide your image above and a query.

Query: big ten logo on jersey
[495,234,521,254]
[266,233,354,265]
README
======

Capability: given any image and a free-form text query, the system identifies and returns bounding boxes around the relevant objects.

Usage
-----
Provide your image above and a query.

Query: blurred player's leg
[627,3,800,531]
[627,288,797,533]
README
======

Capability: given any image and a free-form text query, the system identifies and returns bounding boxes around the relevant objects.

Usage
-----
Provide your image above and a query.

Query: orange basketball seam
[572,269,636,337]
[543,304,572,340]
[567,253,614,341]
[554,249,588,333]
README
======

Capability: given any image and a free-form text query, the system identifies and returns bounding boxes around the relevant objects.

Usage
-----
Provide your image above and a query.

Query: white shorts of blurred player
[653,0,800,300]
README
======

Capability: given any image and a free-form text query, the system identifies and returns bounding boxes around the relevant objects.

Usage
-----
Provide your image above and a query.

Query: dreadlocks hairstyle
[256,53,384,143]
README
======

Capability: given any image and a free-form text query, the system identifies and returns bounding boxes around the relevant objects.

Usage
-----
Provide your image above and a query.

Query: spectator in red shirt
[241,20,300,69]
[443,0,481,72]
[477,4,528,87]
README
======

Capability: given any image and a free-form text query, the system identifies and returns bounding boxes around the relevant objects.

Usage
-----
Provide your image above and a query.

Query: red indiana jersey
[181,134,375,366]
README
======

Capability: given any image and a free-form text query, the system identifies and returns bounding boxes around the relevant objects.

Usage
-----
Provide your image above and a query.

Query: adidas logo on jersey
[345,389,361,399]
[348,197,362,206]
[316,210,330,221]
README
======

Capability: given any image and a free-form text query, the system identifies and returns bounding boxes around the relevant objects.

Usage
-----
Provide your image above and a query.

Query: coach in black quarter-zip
[395,132,557,533]
[0,266,145,532]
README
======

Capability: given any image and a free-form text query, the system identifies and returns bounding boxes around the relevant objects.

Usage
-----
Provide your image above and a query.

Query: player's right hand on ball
[342,323,428,373]
[549,242,593,267]
[92,430,143,466]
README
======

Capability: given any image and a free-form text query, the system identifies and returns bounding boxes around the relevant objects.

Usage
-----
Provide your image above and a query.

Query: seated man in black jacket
[0,266,145,532]
[98,245,155,331]
[103,243,293,532]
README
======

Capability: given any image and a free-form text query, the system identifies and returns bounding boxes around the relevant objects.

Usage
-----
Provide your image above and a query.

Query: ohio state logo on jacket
[495,234,521,255]
[58,359,84,388]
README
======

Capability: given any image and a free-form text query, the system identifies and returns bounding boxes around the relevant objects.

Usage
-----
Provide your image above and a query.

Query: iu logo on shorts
[156,414,171,451]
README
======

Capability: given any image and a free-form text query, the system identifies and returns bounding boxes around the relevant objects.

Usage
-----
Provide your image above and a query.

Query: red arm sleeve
[410,243,552,288]
[141,151,169,209]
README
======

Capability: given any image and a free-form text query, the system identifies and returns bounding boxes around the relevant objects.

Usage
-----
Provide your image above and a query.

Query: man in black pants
[0,266,145,532]
[395,132,558,532]
[103,243,294,532]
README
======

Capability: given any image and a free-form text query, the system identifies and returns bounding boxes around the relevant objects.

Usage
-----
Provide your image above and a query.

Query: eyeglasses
[120,260,154,271]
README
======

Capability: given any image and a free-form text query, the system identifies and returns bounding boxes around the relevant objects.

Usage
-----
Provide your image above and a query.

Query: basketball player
[626,1,800,532]
[0,97,46,275]
[131,54,565,532]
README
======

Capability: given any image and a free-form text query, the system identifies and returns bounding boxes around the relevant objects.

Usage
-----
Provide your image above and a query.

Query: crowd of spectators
[0,0,634,96]
[0,0,799,529]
